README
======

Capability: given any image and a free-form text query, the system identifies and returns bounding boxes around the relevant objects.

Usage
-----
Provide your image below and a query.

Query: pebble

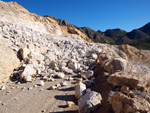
[41,110,46,112]
[1,85,6,90]
[39,80,44,86]
[49,86,57,90]
[14,97,19,100]
[39,89,44,91]
[2,103,6,106]
[28,87,32,90]
[17,82,21,85]
[60,81,68,86]
[34,85,38,88]
[22,87,26,91]
[66,101,75,107]
[56,84,61,88]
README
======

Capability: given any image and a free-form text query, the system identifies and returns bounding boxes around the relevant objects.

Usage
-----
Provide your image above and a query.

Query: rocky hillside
[45,15,150,49]
[0,1,150,113]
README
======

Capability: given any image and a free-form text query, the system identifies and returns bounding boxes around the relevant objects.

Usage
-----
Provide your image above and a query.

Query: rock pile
[1,19,150,113]
[95,43,150,112]
[0,21,104,112]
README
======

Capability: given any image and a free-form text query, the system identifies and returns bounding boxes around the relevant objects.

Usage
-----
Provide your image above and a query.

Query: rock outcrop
[107,71,150,90]
[0,38,20,83]
[109,92,150,113]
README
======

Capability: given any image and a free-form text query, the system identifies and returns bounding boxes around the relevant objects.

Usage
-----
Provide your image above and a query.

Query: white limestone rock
[0,85,6,90]
[68,62,78,70]
[60,81,68,86]
[56,72,65,79]
[81,70,94,79]
[24,75,32,82]
[49,86,57,90]
[75,82,86,99]
[78,91,102,113]
[39,80,44,86]
[20,47,30,61]
[30,51,44,61]
[21,64,36,81]
[91,53,97,60]
[92,47,102,54]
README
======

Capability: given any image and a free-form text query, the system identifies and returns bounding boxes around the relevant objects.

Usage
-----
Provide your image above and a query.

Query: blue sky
[2,0,150,32]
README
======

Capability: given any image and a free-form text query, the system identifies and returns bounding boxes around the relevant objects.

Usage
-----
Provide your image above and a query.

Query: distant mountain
[126,29,149,40]
[139,22,150,35]
[44,15,150,49]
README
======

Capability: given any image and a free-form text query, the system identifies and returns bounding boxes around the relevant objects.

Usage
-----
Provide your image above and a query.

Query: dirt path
[0,76,78,113]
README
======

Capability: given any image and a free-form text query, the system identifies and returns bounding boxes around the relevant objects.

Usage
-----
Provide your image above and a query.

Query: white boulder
[21,64,36,82]
[24,75,32,82]
[68,62,78,70]
[56,72,65,79]
[81,70,94,79]
[30,51,44,61]
[78,91,102,113]
[75,82,86,99]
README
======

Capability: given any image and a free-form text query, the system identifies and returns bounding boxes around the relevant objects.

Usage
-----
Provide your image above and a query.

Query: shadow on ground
[58,86,75,92]
[50,110,78,113]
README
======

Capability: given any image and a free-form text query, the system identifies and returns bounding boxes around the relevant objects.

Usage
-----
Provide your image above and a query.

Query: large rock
[107,71,150,89]
[97,53,112,65]
[109,92,150,113]
[68,62,78,70]
[30,51,44,61]
[0,39,20,83]
[20,47,30,61]
[75,82,86,99]
[55,72,65,79]
[78,91,102,113]
[81,70,94,79]
[45,51,56,61]
[102,57,131,74]
[21,64,36,81]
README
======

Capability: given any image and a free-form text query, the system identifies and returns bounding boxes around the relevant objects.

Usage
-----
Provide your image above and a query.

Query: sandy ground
[0,75,79,113]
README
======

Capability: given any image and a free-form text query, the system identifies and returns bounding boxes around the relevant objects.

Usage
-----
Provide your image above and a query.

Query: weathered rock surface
[119,44,144,59]
[20,64,36,81]
[81,70,94,79]
[30,51,44,62]
[55,72,65,79]
[75,82,86,99]
[78,91,102,113]
[0,39,20,83]
[109,92,150,113]
[102,57,131,74]
[20,47,30,61]
[107,71,150,89]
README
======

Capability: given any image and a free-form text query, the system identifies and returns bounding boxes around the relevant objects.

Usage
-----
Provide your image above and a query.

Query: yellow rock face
[0,39,20,84]
[60,26,93,43]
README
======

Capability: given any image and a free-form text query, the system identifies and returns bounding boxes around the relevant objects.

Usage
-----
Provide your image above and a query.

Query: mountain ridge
[44,15,150,49]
